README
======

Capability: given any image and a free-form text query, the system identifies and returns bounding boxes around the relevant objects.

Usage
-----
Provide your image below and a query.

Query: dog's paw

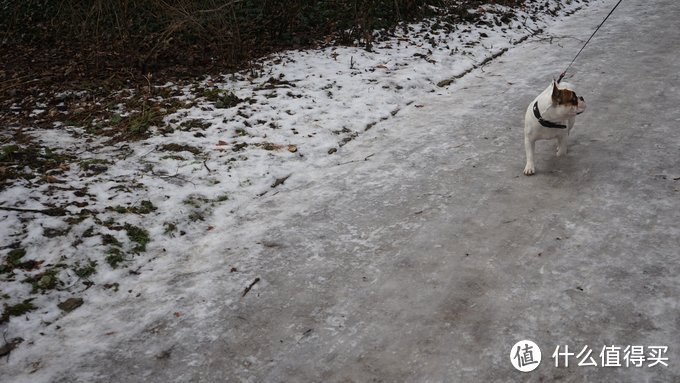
[523,164,535,176]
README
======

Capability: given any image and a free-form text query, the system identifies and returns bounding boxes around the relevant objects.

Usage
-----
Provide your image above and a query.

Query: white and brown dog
[523,81,586,175]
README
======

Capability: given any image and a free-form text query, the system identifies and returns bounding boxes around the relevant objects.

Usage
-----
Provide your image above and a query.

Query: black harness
[532,101,567,129]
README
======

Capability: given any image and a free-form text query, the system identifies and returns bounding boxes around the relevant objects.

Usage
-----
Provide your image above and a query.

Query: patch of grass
[182,195,203,208]
[37,269,59,290]
[110,114,124,125]
[7,248,26,263]
[124,223,150,252]
[107,205,129,214]
[188,211,205,222]
[182,193,228,223]
[198,88,243,109]
[160,154,185,160]
[180,119,211,131]
[106,200,157,215]
[183,194,229,208]
[43,227,71,238]
[1,248,26,274]
[128,110,158,137]
[0,144,21,162]
[108,180,146,193]
[64,209,92,225]
[79,158,111,175]
[101,234,122,247]
[109,109,164,141]
[0,144,73,182]
[260,142,283,151]
[74,259,97,278]
[159,143,202,155]
[26,267,61,292]
[100,217,120,230]
[105,248,126,268]
[255,77,296,91]
[82,227,96,237]
[232,142,248,152]
[159,125,176,135]
[135,200,157,214]
[1,299,36,324]
[162,97,188,113]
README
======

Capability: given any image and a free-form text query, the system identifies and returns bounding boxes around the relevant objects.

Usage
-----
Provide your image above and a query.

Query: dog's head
[551,81,586,116]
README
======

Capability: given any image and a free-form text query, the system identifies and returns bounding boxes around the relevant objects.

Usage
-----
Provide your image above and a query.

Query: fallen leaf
[271,174,291,188]
[57,297,84,312]
[217,140,228,146]
[261,142,283,151]
[0,338,23,358]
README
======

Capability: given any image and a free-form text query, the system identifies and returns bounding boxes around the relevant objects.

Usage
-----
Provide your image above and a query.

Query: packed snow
[0,0,600,381]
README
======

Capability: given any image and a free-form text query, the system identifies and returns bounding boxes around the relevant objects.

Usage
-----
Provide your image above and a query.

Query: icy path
[5,0,680,381]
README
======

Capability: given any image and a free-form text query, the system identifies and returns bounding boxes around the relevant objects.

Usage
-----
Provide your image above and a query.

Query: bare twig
[337,153,375,166]
[156,173,196,186]
[148,165,196,185]
[139,145,159,158]
[195,0,242,14]
[0,78,45,94]
[242,277,260,297]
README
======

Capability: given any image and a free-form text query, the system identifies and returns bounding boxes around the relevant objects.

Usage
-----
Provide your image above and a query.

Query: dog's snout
[578,96,584,101]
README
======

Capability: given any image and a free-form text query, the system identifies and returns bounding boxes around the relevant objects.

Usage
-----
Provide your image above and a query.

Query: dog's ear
[551,80,561,104]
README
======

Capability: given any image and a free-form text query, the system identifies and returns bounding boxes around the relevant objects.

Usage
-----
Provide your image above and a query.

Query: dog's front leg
[556,134,567,157]
[523,136,536,176]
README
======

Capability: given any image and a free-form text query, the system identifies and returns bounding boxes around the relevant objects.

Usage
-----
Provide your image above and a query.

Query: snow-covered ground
[1,0,600,380]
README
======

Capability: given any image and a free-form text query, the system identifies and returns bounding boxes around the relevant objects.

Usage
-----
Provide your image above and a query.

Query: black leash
[557,0,624,83]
